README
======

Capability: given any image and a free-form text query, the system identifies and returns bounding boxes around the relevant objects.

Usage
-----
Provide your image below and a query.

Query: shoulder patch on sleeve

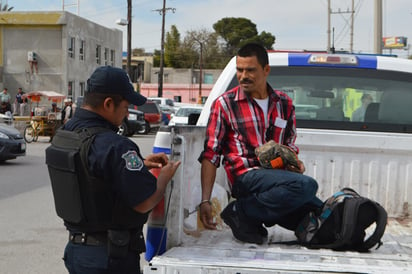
[121,150,144,171]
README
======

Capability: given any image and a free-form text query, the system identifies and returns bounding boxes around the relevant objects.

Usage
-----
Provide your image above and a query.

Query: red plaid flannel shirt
[199,84,299,185]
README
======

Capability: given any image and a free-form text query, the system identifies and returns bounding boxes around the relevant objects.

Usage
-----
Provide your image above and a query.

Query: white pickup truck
[143,52,412,273]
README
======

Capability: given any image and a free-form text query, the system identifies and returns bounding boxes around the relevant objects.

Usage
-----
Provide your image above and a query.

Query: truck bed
[145,218,412,273]
[144,126,412,273]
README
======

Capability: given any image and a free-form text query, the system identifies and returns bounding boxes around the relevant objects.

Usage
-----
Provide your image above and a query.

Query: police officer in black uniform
[46,66,180,274]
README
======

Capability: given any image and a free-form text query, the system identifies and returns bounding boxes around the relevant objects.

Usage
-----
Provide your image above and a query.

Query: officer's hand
[286,160,305,174]
[144,153,169,169]
[200,203,217,230]
[157,160,181,189]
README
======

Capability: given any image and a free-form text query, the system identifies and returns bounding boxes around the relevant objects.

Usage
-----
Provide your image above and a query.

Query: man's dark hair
[83,92,124,108]
[237,43,269,68]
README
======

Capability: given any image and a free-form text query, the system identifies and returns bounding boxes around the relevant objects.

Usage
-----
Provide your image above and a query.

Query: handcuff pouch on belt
[107,230,131,258]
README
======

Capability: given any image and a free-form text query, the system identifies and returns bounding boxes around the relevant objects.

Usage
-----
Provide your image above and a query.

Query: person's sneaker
[220,201,264,244]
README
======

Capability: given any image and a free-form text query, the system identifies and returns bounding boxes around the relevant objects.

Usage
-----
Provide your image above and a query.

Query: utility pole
[327,0,331,51]
[127,0,132,78]
[193,37,204,104]
[374,0,383,54]
[154,0,175,98]
[350,0,355,53]
[327,0,355,52]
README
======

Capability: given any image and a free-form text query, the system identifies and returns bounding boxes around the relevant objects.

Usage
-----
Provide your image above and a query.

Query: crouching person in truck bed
[198,43,323,245]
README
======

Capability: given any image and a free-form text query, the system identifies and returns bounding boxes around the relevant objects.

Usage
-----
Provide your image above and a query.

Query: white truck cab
[144,52,412,273]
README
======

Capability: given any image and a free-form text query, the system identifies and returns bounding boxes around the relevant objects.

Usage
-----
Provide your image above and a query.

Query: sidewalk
[0,185,150,274]
[0,186,67,274]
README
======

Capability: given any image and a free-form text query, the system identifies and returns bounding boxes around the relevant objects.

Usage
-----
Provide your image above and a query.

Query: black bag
[46,127,111,224]
[295,187,388,252]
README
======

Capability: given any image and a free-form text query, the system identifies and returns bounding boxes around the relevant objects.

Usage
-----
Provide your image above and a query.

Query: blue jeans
[63,241,141,274]
[234,169,323,230]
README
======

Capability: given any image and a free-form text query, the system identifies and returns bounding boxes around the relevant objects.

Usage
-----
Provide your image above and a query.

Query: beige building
[0,11,122,101]
[121,55,153,84]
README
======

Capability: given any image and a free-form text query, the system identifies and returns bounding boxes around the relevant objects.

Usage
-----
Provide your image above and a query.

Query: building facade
[0,11,122,101]
[139,83,214,104]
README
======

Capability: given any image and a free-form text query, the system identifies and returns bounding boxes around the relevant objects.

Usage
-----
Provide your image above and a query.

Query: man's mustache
[240,79,253,84]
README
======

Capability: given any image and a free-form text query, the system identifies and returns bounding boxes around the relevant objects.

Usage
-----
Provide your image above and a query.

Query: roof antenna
[330,27,336,53]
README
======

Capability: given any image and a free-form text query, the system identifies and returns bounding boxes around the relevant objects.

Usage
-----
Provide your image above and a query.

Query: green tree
[132,48,146,56]
[153,49,161,67]
[257,31,276,49]
[213,17,275,56]
[163,26,228,69]
[183,29,229,69]
[164,25,182,67]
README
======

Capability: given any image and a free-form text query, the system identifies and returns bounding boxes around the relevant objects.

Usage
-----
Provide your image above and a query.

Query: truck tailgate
[145,218,412,273]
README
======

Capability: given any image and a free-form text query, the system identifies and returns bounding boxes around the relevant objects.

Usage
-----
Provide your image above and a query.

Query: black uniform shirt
[63,108,157,209]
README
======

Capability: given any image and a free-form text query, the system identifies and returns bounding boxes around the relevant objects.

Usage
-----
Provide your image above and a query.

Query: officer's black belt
[69,232,107,246]
[68,231,145,252]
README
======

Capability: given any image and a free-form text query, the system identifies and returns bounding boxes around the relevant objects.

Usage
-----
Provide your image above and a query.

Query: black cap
[87,66,147,106]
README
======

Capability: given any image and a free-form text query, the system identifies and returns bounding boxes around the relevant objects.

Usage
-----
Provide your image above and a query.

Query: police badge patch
[122,150,144,171]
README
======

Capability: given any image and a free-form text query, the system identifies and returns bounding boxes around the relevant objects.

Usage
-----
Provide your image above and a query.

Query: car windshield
[227,66,412,133]
[175,107,202,117]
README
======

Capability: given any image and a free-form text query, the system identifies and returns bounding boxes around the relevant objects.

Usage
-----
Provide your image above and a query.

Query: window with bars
[68,37,75,58]
[79,40,85,61]
[96,45,101,64]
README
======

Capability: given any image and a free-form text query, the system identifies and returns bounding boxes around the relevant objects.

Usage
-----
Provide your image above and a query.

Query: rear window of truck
[227,66,412,133]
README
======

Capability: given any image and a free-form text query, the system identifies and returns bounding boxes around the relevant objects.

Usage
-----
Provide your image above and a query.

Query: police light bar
[309,54,358,65]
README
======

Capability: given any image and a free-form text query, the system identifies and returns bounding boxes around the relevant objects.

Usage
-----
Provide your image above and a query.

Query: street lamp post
[155,0,175,98]
[116,0,132,78]
[158,0,166,98]
[126,0,132,78]
[193,38,203,104]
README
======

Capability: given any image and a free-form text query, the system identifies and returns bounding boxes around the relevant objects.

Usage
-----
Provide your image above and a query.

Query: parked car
[148,97,176,125]
[119,106,146,136]
[134,100,162,134]
[168,105,203,126]
[76,96,145,136]
[0,113,12,125]
[0,122,26,162]
[148,97,175,108]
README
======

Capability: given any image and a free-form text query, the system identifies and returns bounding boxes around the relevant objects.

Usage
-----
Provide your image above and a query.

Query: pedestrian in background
[61,98,73,124]
[0,88,11,114]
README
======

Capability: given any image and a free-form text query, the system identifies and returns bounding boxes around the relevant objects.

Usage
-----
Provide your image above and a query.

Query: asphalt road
[0,134,156,274]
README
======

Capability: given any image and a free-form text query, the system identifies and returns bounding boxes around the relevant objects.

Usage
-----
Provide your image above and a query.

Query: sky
[8,0,412,58]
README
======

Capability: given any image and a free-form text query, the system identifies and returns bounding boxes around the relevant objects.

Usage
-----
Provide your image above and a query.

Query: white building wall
[1,11,122,102]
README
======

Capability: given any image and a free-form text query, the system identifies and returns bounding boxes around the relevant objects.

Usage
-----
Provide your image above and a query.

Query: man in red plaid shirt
[198,43,322,244]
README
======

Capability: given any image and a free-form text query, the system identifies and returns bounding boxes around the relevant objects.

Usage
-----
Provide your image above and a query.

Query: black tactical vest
[45,127,148,232]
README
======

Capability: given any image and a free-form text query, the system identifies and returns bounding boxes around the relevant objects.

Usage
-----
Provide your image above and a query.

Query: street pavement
[0,134,155,273]
[0,185,67,274]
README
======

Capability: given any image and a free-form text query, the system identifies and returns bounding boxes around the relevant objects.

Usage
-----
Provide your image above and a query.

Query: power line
[153,0,176,97]
[327,0,356,52]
